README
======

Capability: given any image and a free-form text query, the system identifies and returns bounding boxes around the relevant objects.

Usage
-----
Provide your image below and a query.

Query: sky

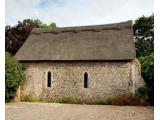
[6,0,153,27]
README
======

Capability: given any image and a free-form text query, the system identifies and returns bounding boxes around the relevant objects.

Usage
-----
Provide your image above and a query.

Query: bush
[137,86,148,97]
[138,53,154,82]
[53,96,76,104]
[96,97,113,105]
[21,95,77,104]
[21,95,38,102]
[105,97,113,105]
[138,53,154,105]
[111,94,145,106]
[5,52,26,102]
[136,86,149,105]
[21,94,148,106]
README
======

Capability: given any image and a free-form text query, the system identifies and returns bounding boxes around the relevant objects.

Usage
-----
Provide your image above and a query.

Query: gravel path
[6,102,153,120]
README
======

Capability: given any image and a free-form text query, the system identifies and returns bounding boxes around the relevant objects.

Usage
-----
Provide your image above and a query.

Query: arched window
[47,71,51,87]
[84,72,88,88]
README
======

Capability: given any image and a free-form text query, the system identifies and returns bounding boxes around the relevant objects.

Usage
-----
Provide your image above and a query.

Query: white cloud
[6,0,153,27]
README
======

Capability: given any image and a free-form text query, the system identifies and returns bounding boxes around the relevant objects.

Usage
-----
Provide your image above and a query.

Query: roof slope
[15,20,136,61]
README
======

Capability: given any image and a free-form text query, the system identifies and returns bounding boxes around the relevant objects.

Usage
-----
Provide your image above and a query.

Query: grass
[96,97,113,105]
[21,95,78,104]
[21,94,147,106]
[51,96,76,104]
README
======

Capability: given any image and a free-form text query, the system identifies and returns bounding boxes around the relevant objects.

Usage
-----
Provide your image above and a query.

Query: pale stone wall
[20,59,144,103]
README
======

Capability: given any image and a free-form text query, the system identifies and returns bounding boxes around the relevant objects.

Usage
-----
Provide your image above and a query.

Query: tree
[5,19,56,55]
[133,14,154,105]
[138,53,154,105]
[133,14,154,57]
[5,52,26,102]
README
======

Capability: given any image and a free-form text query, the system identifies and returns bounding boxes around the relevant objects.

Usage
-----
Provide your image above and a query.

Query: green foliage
[41,23,56,29]
[133,14,154,105]
[5,52,26,102]
[21,95,38,102]
[138,53,154,105]
[138,53,154,83]
[21,95,47,103]
[105,97,113,105]
[133,14,154,57]
[5,19,56,55]
[21,94,148,106]
[23,19,56,29]
[22,95,77,104]
[137,86,148,97]
[97,97,113,105]
[54,96,76,104]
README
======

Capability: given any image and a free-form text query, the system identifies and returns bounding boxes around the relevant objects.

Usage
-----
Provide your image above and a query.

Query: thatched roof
[15,20,136,61]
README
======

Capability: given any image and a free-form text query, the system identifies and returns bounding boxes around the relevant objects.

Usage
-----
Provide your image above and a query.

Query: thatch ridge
[31,20,132,34]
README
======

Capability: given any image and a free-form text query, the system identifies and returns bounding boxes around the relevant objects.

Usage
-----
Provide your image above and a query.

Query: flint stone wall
[20,59,144,103]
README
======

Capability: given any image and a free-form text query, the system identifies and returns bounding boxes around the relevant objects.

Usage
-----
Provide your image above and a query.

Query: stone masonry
[20,59,144,103]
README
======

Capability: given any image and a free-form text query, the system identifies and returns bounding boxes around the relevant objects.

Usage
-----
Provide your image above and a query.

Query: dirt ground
[6,102,153,120]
